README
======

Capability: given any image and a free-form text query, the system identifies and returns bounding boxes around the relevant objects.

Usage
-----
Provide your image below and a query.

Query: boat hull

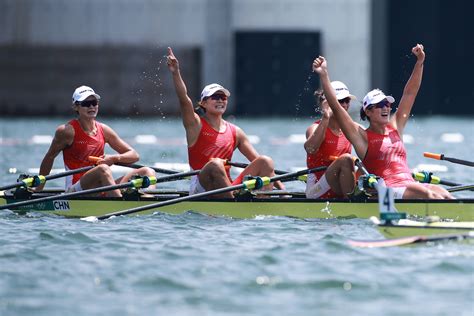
[377,219,474,238]
[1,191,473,220]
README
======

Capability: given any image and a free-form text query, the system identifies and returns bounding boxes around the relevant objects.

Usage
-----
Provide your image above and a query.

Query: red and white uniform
[188,119,237,193]
[306,121,351,198]
[63,119,105,189]
[362,124,414,187]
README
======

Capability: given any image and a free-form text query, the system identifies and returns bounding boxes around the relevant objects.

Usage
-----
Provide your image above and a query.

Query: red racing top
[63,119,105,187]
[188,118,237,180]
[362,124,414,187]
[306,120,352,180]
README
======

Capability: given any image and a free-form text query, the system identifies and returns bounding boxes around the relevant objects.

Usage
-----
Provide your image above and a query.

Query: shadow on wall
[0,46,201,117]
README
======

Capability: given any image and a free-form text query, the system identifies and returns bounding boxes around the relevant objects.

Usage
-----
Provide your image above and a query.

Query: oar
[424,152,474,167]
[88,156,180,175]
[0,170,200,211]
[447,184,474,193]
[224,160,319,182]
[0,166,95,191]
[82,166,327,221]
[224,160,289,175]
[348,231,474,248]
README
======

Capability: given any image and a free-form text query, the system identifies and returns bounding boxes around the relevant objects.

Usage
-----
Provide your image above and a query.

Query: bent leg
[324,154,355,197]
[199,158,233,198]
[236,155,285,190]
[79,164,120,197]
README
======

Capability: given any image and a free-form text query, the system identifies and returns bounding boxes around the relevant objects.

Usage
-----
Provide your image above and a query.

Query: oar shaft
[443,157,474,167]
[447,184,474,193]
[225,161,288,175]
[0,166,95,191]
[155,170,200,183]
[43,166,95,181]
[117,162,180,175]
[88,156,181,175]
[91,166,327,220]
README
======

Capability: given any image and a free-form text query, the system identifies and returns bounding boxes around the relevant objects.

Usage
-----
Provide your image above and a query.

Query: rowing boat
[1,190,473,221]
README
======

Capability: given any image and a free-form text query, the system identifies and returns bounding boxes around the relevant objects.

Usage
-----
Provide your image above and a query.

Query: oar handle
[88,156,180,175]
[423,152,442,160]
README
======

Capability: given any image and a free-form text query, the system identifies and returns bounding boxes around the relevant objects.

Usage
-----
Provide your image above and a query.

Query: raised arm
[304,100,330,154]
[392,44,425,134]
[166,47,201,144]
[312,56,367,157]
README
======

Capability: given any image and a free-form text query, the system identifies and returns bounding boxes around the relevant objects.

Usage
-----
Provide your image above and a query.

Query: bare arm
[100,124,139,165]
[166,47,201,145]
[304,102,331,154]
[312,56,368,157]
[37,124,74,190]
[392,44,425,135]
[235,127,260,162]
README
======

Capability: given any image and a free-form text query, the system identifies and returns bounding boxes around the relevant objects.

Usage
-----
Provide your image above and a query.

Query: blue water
[1,117,473,315]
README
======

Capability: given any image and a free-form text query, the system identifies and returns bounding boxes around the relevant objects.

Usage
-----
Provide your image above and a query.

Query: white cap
[362,89,395,110]
[200,83,231,101]
[72,85,101,104]
[331,81,356,100]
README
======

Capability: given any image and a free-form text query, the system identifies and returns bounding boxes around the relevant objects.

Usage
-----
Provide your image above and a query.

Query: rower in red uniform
[312,44,452,199]
[37,85,155,197]
[304,81,356,199]
[166,47,284,198]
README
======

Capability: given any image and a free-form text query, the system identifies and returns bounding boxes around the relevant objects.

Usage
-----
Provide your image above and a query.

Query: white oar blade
[81,216,99,222]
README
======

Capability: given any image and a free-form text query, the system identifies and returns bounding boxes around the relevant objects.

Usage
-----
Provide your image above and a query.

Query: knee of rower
[338,154,354,164]
[334,154,354,170]
[95,164,113,177]
[254,155,274,169]
[205,158,227,174]
[138,167,155,177]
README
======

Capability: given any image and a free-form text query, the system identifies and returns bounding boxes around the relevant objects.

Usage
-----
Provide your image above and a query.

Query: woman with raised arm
[166,47,284,198]
[304,82,356,199]
[312,44,452,199]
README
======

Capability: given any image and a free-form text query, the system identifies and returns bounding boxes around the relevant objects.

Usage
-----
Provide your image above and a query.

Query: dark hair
[194,101,206,117]
[360,106,370,121]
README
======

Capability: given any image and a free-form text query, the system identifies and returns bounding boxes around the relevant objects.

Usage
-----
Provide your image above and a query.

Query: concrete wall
[0,0,371,116]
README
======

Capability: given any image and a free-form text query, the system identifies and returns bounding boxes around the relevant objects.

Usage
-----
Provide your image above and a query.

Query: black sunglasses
[339,97,351,104]
[79,99,99,107]
[373,100,391,108]
[208,94,227,101]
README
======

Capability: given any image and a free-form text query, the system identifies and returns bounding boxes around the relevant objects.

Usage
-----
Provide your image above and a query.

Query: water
[1,116,473,315]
